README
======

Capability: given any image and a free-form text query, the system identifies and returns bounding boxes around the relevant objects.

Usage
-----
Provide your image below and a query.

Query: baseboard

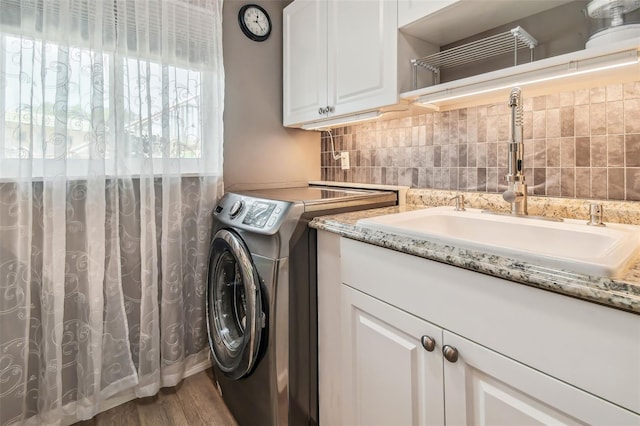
[184,357,213,378]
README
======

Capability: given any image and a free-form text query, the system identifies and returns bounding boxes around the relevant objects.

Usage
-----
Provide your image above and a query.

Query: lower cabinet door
[341,284,445,426]
[442,331,639,426]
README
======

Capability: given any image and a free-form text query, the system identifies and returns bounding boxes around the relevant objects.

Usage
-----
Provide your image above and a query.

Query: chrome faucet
[449,194,465,211]
[503,87,528,215]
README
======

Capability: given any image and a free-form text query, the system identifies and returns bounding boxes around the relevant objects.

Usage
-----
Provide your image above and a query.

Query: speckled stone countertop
[310,189,640,315]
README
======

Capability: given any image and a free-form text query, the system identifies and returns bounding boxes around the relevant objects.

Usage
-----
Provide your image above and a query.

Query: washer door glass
[207,229,263,380]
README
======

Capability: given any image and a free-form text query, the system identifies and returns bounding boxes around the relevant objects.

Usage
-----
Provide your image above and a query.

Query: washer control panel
[242,200,277,228]
[213,193,290,234]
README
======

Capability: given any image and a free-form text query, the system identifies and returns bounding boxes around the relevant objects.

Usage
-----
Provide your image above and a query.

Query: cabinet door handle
[327,105,334,113]
[420,335,435,352]
[318,107,325,115]
[443,345,459,363]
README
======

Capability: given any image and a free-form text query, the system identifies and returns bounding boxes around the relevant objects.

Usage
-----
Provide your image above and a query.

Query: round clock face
[238,4,272,42]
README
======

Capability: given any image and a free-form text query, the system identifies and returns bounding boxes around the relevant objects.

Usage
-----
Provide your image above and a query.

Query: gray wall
[222,0,320,191]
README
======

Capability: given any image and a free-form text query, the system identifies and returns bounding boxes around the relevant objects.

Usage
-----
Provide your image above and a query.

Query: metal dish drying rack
[411,26,538,90]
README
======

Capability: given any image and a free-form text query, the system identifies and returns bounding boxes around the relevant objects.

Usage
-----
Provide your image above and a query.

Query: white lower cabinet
[326,234,640,426]
[341,285,444,426]
[442,331,627,426]
[341,284,637,426]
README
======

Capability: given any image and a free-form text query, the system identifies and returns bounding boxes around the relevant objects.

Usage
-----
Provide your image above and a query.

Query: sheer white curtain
[0,0,224,424]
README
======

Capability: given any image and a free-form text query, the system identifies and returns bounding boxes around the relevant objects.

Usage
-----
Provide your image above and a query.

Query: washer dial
[229,200,244,218]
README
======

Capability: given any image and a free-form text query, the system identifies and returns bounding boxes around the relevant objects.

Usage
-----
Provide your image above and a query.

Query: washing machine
[206,185,397,426]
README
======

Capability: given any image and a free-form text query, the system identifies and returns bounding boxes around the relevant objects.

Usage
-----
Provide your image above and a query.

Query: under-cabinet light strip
[416,48,639,105]
[300,110,381,131]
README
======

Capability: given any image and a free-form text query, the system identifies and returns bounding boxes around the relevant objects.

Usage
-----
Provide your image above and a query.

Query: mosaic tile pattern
[320,81,640,201]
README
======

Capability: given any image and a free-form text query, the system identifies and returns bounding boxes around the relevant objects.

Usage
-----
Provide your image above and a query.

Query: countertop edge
[311,213,640,315]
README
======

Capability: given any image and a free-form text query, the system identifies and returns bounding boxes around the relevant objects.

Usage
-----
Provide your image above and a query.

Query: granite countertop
[310,202,640,315]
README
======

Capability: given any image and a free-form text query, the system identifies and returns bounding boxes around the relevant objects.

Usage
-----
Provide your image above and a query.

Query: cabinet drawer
[341,238,640,414]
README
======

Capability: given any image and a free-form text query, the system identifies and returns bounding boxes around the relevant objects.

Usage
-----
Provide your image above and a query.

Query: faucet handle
[502,190,523,203]
[449,194,465,211]
[587,203,605,227]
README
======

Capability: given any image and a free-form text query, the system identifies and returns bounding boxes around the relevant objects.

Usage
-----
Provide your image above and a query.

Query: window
[0,32,211,178]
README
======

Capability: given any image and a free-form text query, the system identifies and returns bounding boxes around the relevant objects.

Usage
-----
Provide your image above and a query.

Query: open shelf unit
[411,26,538,89]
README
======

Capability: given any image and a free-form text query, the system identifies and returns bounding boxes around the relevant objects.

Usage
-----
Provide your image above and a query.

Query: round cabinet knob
[421,335,435,352]
[442,345,459,363]
[318,107,325,115]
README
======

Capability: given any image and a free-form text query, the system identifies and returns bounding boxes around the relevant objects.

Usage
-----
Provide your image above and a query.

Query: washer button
[274,207,282,214]
[267,217,276,227]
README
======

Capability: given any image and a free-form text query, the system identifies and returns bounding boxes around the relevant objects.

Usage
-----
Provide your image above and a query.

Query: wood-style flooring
[75,369,238,426]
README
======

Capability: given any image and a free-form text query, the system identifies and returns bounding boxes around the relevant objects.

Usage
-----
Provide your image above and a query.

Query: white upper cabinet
[397,0,640,109]
[398,0,458,33]
[284,0,640,120]
[398,0,573,45]
[282,0,327,127]
[283,0,398,128]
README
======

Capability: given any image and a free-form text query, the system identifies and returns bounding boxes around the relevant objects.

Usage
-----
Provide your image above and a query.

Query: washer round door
[206,229,263,380]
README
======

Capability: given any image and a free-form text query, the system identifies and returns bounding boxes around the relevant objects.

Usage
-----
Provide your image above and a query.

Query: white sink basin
[357,206,640,278]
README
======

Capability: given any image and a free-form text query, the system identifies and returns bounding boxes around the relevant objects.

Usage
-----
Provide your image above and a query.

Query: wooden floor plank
[136,394,173,426]
[199,370,238,426]
[157,385,190,426]
[94,400,140,426]
[198,369,238,425]
[72,371,236,426]
[176,370,238,426]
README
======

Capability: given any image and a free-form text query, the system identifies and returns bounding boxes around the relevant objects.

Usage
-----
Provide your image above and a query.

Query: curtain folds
[0,1,224,424]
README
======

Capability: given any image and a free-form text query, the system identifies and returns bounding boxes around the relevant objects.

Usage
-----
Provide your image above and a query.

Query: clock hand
[254,19,264,31]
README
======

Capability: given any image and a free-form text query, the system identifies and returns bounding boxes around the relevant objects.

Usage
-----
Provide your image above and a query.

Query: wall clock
[238,4,272,42]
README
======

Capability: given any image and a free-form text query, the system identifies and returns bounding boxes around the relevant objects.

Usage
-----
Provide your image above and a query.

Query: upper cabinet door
[283,0,328,127]
[328,0,397,118]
